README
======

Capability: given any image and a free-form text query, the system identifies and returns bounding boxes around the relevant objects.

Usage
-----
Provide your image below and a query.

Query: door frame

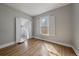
[16,17,32,43]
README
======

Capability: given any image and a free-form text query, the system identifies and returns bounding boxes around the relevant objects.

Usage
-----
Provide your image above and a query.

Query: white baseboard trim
[33,36,72,48]
[71,46,79,56]
[0,42,15,49]
[0,36,78,56]
[33,36,79,56]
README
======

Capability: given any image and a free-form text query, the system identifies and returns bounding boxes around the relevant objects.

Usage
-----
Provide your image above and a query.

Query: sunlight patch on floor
[44,43,61,56]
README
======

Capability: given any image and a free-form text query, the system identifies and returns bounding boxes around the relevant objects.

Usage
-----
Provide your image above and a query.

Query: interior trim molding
[33,36,72,47]
[33,36,79,55]
[0,42,15,49]
[0,36,78,56]
[71,46,79,56]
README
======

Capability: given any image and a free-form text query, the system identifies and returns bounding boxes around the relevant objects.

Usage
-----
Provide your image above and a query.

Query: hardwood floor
[0,38,76,56]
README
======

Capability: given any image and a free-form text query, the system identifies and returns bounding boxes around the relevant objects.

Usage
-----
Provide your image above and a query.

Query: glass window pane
[40,16,49,35]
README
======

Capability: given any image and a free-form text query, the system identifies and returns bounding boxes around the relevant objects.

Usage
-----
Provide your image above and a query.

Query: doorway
[16,17,32,43]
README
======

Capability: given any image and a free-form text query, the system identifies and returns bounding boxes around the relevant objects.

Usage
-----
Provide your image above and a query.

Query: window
[40,16,49,35]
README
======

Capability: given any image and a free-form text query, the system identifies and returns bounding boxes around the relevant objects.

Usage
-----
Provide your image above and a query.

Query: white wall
[72,4,79,55]
[33,4,72,45]
[0,4,32,45]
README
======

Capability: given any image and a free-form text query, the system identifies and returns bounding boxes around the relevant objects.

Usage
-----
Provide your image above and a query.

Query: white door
[16,17,32,43]
[26,21,32,39]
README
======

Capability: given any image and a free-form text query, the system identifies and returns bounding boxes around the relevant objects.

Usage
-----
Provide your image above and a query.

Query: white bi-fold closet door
[16,17,32,43]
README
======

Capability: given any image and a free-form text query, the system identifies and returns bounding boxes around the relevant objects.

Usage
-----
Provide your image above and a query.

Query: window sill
[40,34,49,36]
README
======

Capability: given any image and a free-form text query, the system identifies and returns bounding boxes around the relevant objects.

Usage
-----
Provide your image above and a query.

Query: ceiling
[5,3,69,16]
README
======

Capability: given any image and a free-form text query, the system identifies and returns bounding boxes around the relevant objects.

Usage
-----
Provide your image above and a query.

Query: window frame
[40,16,49,36]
